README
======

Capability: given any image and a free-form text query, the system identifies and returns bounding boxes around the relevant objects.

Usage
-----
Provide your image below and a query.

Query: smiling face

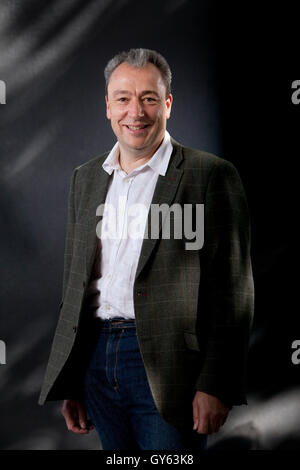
[105,61,172,159]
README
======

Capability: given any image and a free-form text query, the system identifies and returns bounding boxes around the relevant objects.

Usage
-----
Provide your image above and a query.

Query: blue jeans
[83,318,207,451]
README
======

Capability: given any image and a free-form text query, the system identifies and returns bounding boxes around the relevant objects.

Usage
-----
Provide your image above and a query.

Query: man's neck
[118,138,164,175]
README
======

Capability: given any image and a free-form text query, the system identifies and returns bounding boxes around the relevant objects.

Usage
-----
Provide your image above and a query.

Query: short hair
[104,48,172,98]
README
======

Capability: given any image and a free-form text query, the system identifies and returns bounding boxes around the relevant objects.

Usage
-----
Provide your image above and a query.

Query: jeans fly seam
[114,328,124,390]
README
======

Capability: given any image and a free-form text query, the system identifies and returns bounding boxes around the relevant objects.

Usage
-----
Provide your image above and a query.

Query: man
[39,48,254,450]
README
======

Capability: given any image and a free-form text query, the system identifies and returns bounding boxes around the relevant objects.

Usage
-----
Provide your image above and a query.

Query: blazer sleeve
[195,159,254,406]
[61,168,78,305]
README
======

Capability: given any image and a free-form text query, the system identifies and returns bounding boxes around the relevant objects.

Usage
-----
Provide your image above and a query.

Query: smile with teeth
[125,124,149,130]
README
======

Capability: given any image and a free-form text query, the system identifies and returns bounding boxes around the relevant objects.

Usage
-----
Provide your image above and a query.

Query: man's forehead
[108,62,165,88]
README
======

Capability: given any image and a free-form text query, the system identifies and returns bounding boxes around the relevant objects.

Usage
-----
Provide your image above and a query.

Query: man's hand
[192,391,230,434]
[61,399,94,434]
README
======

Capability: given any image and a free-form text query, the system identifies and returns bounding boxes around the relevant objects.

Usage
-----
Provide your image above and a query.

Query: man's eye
[144,97,155,102]
[118,97,127,102]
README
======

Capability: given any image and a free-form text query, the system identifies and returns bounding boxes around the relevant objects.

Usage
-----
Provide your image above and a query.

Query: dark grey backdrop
[0,0,299,450]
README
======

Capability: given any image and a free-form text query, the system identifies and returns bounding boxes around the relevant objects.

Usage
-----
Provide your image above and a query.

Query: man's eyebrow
[140,90,160,98]
[112,90,161,98]
[112,90,131,97]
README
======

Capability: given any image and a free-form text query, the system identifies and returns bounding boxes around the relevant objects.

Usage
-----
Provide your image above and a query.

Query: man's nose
[128,99,144,118]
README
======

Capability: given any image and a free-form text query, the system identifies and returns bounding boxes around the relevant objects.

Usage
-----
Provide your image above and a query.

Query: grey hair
[104,48,172,98]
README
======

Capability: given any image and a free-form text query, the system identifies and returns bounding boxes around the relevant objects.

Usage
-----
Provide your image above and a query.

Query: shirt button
[106,305,111,310]
[107,274,112,279]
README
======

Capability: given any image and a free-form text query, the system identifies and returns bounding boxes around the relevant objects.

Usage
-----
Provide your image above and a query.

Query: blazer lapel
[135,139,184,280]
[85,156,111,280]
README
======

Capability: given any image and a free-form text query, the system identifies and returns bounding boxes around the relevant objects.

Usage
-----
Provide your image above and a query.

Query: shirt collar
[102,130,173,177]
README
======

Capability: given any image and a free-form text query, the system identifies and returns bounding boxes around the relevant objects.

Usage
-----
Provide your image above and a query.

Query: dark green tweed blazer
[38,138,254,430]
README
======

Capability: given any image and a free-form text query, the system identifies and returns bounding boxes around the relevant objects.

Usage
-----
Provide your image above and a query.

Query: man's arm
[59,170,95,433]
[61,168,78,304]
[193,159,254,432]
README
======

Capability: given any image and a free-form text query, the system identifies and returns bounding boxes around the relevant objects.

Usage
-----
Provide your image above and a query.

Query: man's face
[105,62,172,156]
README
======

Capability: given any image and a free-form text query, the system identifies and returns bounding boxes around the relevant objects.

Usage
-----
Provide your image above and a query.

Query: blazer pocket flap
[184,331,200,351]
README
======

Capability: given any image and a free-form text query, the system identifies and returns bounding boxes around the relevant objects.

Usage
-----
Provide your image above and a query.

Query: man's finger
[197,415,210,434]
[65,412,89,434]
[192,400,199,430]
[63,408,77,431]
[69,424,90,434]
[62,402,90,434]
[77,404,88,430]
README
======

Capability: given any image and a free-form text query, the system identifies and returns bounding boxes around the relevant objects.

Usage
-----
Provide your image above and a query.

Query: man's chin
[122,138,152,152]
[127,144,149,153]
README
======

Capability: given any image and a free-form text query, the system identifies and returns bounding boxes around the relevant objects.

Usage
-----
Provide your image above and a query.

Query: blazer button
[72,325,77,333]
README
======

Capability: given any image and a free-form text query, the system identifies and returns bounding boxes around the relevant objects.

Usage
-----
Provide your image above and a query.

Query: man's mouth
[124,124,150,130]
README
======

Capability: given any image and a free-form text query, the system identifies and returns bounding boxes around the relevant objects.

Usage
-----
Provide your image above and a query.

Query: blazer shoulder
[180,144,233,171]
[172,139,236,180]
[72,151,110,178]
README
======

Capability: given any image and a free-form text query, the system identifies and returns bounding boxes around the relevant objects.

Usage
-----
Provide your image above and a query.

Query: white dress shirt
[92,130,173,319]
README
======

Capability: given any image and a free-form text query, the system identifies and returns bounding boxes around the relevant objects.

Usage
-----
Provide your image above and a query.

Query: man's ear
[105,95,111,119]
[166,94,173,120]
